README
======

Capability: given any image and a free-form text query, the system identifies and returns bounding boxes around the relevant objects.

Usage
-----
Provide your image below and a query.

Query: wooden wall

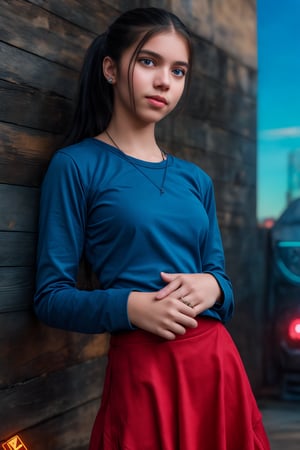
[0,0,259,448]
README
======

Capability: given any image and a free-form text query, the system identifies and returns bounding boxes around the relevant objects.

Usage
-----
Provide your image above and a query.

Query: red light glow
[288,318,300,341]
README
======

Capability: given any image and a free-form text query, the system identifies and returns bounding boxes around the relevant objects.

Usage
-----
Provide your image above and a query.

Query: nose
[153,68,170,90]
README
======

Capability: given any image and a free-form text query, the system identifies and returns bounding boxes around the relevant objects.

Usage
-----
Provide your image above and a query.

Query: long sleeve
[34,151,134,333]
[201,178,234,323]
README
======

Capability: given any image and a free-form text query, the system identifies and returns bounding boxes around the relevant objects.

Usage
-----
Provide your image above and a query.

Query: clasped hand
[127,272,222,341]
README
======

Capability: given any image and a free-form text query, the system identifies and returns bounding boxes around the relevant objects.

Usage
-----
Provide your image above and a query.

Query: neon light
[2,435,28,450]
[277,241,300,247]
[277,259,300,284]
[288,319,300,341]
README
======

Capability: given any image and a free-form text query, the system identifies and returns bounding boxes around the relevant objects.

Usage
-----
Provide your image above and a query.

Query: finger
[180,299,194,309]
[157,329,177,341]
[192,304,207,316]
[156,321,186,340]
[161,318,196,339]
[167,322,187,336]
[178,313,198,329]
[179,294,194,309]
[156,277,181,299]
[160,272,179,281]
[178,300,196,316]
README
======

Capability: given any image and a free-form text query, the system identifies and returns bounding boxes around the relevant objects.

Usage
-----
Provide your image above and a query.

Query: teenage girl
[34,7,270,450]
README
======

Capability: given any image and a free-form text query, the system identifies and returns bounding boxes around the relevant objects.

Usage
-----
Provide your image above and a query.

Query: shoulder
[42,139,107,195]
[53,138,103,166]
[170,154,213,188]
[46,138,110,181]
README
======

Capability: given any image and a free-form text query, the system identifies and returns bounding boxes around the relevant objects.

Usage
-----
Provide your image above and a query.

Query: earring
[107,77,113,84]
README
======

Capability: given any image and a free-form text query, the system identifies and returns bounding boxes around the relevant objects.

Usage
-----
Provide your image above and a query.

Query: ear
[103,56,117,84]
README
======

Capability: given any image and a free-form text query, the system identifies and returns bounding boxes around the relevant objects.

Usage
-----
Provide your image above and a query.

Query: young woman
[34,7,270,450]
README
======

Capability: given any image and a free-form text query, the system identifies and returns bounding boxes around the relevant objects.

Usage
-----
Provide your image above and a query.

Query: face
[107,30,190,126]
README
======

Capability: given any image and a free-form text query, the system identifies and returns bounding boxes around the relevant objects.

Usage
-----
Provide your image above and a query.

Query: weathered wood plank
[157,118,256,166]
[164,141,256,188]
[160,119,256,165]
[0,0,95,71]
[211,0,257,69]
[0,358,106,438]
[0,79,73,133]
[0,398,100,450]
[0,184,39,232]
[0,123,60,186]
[0,231,36,266]
[186,75,256,138]
[0,267,35,312]
[0,310,109,388]
[170,0,257,69]
[215,183,256,229]
[0,152,47,187]
[29,0,120,33]
[28,0,256,95]
[192,36,257,98]
[157,81,256,144]
[0,41,77,98]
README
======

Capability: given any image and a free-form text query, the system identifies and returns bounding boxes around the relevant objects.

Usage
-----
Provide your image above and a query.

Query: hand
[127,291,198,340]
[156,272,222,316]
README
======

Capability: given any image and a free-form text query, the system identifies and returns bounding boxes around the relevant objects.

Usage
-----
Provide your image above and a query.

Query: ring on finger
[180,297,194,308]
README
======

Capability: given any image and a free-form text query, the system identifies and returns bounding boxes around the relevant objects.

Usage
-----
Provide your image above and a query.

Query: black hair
[65,7,193,146]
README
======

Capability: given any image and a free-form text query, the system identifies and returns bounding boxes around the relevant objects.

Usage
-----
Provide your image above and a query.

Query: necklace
[104,130,168,195]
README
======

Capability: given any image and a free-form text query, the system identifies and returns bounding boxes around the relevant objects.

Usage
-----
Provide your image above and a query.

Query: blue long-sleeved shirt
[34,138,234,333]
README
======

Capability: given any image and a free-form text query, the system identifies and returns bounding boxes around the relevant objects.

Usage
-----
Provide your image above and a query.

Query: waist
[110,316,222,348]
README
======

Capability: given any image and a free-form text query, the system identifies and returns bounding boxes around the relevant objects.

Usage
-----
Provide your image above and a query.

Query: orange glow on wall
[2,435,28,450]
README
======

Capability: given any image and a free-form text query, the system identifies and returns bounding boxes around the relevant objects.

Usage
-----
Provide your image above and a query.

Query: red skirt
[89,317,270,450]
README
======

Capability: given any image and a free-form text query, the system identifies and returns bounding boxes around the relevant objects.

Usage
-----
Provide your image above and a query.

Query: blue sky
[257,0,300,220]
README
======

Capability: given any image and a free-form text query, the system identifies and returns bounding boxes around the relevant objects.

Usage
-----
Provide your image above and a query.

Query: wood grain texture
[0,184,39,232]
[0,267,35,312]
[0,0,95,70]
[0,231,36,266]
[0,42,77,98]
[0,123,60,186]
[28,0,120,33]
[0,358,106,439]
[171,0,257,68]
[186,75,256,138]
[212,0,257,68]
[0,311,109,388]
[0,398,100,450]
[192,35,257,98]
[0,80,72,133]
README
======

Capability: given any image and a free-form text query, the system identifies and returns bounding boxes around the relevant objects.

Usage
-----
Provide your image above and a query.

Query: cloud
[259,126,300,140]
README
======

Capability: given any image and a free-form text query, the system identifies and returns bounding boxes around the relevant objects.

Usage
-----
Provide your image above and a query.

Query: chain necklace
[104,130,168,195]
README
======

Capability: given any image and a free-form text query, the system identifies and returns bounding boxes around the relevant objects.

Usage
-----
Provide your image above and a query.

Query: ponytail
[64,33,113,146]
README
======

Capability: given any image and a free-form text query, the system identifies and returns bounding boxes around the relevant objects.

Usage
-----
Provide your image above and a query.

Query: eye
[139,58,155,67]
[172,67,186,77]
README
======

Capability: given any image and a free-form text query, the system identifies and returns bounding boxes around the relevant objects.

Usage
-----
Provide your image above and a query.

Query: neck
[99,118,163,162]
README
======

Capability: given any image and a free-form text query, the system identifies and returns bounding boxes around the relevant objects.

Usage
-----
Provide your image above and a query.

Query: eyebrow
[138,49,189,68]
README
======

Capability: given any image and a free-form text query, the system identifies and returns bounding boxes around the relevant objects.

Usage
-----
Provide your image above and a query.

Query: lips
[146,95,168,105]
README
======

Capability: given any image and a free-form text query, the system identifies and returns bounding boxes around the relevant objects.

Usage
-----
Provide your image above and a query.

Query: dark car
[268,199,300,399]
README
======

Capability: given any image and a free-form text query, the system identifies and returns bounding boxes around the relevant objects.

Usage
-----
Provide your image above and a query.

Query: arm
[200,177,234,322]
[34,151,133,334]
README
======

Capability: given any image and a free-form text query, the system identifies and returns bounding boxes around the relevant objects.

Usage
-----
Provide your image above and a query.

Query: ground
[259,396,300,449]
